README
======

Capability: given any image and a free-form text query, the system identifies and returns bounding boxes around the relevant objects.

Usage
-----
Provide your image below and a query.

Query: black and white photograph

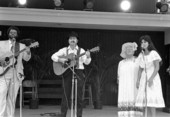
[0,0,170,117]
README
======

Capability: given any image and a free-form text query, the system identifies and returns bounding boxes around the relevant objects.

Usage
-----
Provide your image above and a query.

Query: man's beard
[70,40,77,45]
[9,35,17,41]
[71,41,75,43]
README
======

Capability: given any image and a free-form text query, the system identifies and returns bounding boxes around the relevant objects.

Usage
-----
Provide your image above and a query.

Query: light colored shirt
[51,45,91,69]
[0,40,31,79]
[9,40,13,51]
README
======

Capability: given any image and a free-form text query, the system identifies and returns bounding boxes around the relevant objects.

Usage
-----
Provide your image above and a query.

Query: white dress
[135,50,165,108]
[118,57,142,117]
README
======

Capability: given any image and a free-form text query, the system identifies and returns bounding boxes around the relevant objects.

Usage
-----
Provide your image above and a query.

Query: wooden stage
[15,105,170,117]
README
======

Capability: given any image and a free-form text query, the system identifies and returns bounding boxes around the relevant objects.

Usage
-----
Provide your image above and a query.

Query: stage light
[120,0,131,11]
[156,1,169,13]
[83,0,95,11]
[53,0,64,10]
[17,0,27,8]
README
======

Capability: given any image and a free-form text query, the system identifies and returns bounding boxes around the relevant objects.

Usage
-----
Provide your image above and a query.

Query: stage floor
[15,105,170,117]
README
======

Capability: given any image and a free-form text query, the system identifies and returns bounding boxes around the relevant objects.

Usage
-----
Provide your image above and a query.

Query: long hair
[139,35,163,65]
[139,35,157,52]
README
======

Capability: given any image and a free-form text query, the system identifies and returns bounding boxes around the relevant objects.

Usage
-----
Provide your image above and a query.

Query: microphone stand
[70,59,77,117]
[19,73,24,117]
[63,61,80,117]
[11,41,16,117]
[142,51,148,117]
[12,40,23,117]
[19,78,23,117]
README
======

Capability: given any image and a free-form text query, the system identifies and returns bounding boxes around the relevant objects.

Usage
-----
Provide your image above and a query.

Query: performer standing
[117,42,142,117]
[0,26,31,117]
[136,35,165,117]
[51,31,91,117]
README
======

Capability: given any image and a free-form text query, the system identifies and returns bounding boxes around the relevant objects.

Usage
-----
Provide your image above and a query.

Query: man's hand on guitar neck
[85,50,91,58]
[25,47,31,55]
[58,58,68,63]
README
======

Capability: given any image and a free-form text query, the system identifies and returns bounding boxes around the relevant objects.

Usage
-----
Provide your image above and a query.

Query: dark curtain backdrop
[0,26,166,105]
[0,26,165,57]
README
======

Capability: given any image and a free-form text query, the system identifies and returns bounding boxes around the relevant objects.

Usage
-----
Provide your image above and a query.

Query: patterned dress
[118,57,142,117]
[135,50,165,108]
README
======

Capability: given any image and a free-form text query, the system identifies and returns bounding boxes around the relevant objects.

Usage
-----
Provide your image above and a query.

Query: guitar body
[0,52,16,76]
[53,46,100,76]
[53,53,77,76]
[53,62,66,76]
[0,42,39,77]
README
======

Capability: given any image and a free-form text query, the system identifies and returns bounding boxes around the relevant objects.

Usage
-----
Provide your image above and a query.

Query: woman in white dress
[136,35,165,117]
[117,42,142,117]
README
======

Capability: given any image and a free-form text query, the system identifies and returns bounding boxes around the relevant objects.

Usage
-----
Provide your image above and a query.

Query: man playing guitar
[0,26,31,117]
[51,31,91,117]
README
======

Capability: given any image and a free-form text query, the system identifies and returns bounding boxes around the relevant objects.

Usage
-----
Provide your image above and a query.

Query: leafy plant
[87,50,121,108]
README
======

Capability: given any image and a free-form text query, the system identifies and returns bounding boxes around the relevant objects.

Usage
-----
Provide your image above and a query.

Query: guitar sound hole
[5,57,10,62]
[63,59,71,68]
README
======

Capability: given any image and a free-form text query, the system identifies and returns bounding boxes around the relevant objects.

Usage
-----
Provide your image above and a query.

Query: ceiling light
[53,0,64,10]
[156,1,169,13]
[83,0,95,11]
[17,0,27,8]
[120,0,131,11]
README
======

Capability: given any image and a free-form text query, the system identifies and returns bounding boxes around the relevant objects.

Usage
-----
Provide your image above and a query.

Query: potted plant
[23,49,41,109]
[21,39,41,109]
[29,66,39,109]
[90,52,121,109]
[90,51,106,109]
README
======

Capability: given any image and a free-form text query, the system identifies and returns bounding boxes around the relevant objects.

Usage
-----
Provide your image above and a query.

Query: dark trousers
[61,69,85,117]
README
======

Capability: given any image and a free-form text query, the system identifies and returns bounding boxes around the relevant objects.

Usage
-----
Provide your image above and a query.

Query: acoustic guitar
[0,42,39,76]
[53,46,100,76]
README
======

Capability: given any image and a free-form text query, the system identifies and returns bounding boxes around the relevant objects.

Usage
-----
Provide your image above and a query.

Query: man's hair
[7,26,20,35]
[68,31,79,39]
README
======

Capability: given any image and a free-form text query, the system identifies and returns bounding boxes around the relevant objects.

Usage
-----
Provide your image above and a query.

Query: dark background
[0,25,167,106]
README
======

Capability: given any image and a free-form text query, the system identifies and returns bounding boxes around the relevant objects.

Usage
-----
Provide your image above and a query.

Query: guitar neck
[9,48,27,59]
[75,48,97,59]
[76,52,86,59]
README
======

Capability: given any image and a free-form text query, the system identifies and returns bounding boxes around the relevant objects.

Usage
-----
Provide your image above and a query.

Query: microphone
[142,49,144,53]
[141,49,145,63]
[12,38,16,42]
[141,44,145,53]
[11,38,16,46]
[10,38,16,45]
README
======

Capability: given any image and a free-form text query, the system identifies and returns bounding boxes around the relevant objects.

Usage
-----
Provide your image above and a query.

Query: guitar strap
[76,47,81,69]
[66,47,81,69]
[14,42,20,55]
[66,48,69,57]
[14,42,20,65]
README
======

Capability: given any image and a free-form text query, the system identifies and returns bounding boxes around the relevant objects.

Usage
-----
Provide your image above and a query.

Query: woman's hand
[148,78,153,87]
[136,80,140,89]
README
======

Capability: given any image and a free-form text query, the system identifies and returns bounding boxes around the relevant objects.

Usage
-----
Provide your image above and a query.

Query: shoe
[50,113,63,117]
[55,113,65,117]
